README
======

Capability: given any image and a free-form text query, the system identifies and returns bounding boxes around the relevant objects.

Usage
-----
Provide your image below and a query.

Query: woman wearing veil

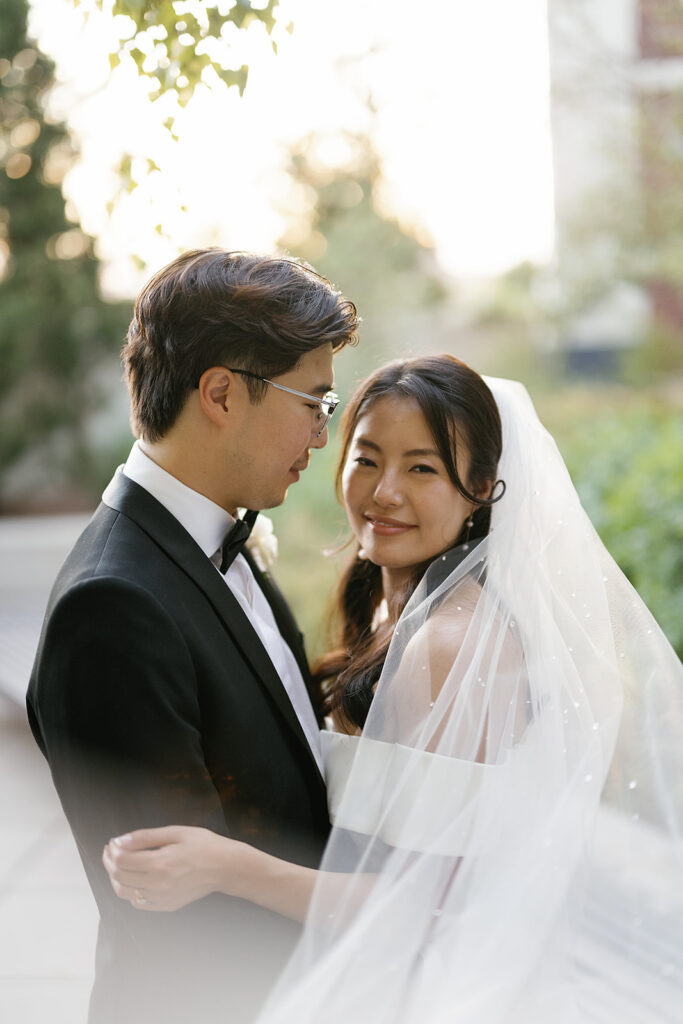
[104,355,683,1023]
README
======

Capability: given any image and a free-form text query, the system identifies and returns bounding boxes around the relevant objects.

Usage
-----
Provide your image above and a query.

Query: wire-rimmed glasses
[227,368,339,437]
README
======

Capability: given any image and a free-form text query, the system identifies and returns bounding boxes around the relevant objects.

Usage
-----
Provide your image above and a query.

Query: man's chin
[257,488,289,511]
[246,476,299,511]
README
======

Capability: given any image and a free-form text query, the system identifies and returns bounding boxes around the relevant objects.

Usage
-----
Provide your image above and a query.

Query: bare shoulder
[423,579,482,646]
[410,581,483,698]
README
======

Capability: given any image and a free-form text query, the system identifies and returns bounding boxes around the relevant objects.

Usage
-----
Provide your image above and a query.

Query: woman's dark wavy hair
[123,248,360,441]
[315,355,505,732]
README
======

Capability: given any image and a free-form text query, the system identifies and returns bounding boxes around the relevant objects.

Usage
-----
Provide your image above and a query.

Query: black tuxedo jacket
[27,473,330,1024]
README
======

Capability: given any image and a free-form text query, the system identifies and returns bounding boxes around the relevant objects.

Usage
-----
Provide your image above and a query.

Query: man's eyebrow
[309,382,334,396]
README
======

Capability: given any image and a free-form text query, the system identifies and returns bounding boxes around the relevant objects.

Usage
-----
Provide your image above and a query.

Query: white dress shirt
[103,442,323,772]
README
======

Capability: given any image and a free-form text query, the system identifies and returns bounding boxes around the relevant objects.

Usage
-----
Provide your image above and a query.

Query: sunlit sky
[28,0,555,299]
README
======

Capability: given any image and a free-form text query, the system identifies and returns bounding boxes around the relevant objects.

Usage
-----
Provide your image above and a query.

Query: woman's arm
[103,826,319,922]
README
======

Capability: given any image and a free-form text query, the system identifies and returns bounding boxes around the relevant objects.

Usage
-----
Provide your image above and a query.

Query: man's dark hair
[123,248,360,441]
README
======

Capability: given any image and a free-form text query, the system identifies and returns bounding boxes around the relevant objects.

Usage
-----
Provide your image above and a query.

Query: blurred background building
[549,0,683,373]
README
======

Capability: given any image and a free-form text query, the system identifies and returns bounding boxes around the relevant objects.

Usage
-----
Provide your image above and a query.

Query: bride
[104,355,683,1023]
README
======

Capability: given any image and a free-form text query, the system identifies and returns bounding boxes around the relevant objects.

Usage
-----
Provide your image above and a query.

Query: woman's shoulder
[413,581,481,672]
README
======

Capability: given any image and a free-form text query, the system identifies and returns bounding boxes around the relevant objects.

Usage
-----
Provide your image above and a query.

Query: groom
[27,249,359,1024]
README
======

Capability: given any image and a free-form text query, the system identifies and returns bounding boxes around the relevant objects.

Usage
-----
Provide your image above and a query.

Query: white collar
[103,440,235,559]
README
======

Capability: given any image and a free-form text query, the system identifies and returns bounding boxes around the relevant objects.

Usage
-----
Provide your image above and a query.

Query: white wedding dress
[322,728,521,857]
[257,378,683,1024]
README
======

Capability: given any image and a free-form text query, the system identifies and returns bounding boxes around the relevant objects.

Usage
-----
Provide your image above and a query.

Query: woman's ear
[474,478,494,502]
[196,367,232,426]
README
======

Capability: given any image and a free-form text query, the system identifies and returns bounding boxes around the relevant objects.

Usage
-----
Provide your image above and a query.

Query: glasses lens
[314,392,338,437]
[321,392,338,417]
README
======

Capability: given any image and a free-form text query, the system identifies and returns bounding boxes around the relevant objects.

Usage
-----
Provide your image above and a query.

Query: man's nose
[310,423,328,449]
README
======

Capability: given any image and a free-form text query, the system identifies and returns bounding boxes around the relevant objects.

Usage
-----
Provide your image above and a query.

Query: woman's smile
[364,514,416,535]
[342,395,476,592]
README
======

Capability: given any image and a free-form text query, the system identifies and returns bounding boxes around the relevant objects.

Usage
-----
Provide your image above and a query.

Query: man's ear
[196,367,233,426]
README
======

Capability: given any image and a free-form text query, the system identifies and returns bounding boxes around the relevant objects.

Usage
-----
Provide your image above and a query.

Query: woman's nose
[373,473,402,508]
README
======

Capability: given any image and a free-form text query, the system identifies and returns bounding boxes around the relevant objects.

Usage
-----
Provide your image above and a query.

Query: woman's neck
[380,566,415,614]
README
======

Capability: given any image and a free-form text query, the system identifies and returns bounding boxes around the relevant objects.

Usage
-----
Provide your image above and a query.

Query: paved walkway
[0,514,97,1021]
[0,514,91,705]
[0,694,97,1023]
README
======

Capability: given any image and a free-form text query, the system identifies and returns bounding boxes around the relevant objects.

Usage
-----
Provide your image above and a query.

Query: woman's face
[341,395,477,586]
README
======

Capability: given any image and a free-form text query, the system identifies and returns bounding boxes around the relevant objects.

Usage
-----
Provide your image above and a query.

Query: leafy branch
[72,0,285,105]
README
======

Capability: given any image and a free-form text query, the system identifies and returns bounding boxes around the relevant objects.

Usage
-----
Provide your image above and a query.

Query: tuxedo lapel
[103,473,324,784]
[242,549,323,723]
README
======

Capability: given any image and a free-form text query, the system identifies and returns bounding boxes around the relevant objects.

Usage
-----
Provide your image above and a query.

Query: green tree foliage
[69,2,289,214]
[0,0,130,508]
[76,0,284,109]
[278,133,450,394]
[542,388,683,659]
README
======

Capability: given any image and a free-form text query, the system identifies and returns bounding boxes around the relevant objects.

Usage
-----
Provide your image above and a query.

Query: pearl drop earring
[463,516,474,551]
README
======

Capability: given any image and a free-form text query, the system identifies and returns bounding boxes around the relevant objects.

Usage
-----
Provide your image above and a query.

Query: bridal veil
[261,378,683,1023]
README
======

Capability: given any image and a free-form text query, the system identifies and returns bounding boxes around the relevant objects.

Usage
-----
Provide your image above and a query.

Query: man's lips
[364,514,416,535]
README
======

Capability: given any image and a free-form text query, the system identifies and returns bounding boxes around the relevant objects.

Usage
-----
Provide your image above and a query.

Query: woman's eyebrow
[355,438,441,459]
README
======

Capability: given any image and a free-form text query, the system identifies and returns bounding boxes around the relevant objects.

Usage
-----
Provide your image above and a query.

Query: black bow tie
[219,510,259,574]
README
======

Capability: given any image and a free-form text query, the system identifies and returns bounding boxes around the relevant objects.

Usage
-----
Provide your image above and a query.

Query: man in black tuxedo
[26,249,359,1023]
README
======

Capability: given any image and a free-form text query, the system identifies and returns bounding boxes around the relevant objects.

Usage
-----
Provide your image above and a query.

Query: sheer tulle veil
[260,378,683,1024]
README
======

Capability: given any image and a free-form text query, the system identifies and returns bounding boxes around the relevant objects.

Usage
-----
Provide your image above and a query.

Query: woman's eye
[354,456,376,467]
[411,463,437,474]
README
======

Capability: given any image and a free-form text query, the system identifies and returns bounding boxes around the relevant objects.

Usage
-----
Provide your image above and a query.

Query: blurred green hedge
[543,388,683,659]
